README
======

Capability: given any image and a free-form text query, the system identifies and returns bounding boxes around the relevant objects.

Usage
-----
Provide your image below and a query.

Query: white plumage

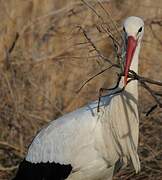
[15,16,144,180]
[26,88,139,179]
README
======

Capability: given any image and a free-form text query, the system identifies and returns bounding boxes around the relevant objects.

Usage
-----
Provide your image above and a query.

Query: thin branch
[129,70,162,86]
[97,75,128,112]
[8,32,19,54]
[127,70,162,114]
[81,0,121,49]
[76,65,116,93]
[146,104,158,116]
[78,26,114,64]
[97,0,123,40]
[140,81,162,107]
[5,32,19,69]
[81,0,103,20]
[102,86,125,98]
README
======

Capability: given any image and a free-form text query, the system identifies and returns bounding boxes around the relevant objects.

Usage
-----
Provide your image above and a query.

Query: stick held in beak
[124,36,137,85]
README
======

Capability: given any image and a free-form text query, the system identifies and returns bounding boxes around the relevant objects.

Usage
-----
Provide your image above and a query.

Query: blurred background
[0,0,162,179]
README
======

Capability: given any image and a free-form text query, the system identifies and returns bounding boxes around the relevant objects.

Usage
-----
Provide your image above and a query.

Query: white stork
[13,16,144,180]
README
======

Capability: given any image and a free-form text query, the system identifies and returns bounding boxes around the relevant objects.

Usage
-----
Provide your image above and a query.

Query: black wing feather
[13,159,72,180]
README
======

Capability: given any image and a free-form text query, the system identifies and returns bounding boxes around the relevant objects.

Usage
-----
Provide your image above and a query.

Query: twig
[81,0,103,20]
[78,26,114,64]
[97,0,123,39]
[81,0,121,56]
[129,70,162,86]
[140,81,162,107]
[101,86,125,98]
[97,74,122,112]
[76,65,117,93]
[5,32,19,70]
[146,104,158,116]
[149,20,162,45]
[127,70,162,114]
[8,32,19,54]
[97,85,127,112]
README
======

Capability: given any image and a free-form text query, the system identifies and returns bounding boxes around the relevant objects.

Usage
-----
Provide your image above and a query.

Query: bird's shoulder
[26,101,101,163]
[36,101,99,138]
[27,96,112,150]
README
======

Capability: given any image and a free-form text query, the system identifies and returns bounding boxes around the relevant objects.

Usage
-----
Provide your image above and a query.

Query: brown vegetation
[0,0,162,179]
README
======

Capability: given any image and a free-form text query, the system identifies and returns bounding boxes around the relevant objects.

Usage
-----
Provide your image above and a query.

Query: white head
[123,16,144,85]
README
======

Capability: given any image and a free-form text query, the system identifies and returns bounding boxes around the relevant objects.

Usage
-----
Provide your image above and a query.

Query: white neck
[100,39,141,172]
[129,42,141,74]
[101,41,140,171]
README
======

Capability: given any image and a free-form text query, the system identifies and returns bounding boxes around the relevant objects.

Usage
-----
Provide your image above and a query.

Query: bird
[13,16,144,180]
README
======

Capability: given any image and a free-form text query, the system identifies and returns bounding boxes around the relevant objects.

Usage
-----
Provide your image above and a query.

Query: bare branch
[76,65,116,93]
[5,32,19,69]
[140,81,162,106]
[146,104,157,116]
[127,70,162,114]
[78,26,114,64]
[8,32,19,54]
[131,72,162,86]
[97,0,123,39]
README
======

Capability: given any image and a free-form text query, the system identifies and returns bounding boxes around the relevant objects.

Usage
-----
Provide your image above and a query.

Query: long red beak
[124,36,137,86]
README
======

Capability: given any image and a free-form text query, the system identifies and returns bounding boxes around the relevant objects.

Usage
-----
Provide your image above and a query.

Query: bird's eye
[138,27,143,33]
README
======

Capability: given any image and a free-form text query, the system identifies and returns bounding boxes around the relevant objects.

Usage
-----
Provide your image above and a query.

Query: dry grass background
[0,0,162,179]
